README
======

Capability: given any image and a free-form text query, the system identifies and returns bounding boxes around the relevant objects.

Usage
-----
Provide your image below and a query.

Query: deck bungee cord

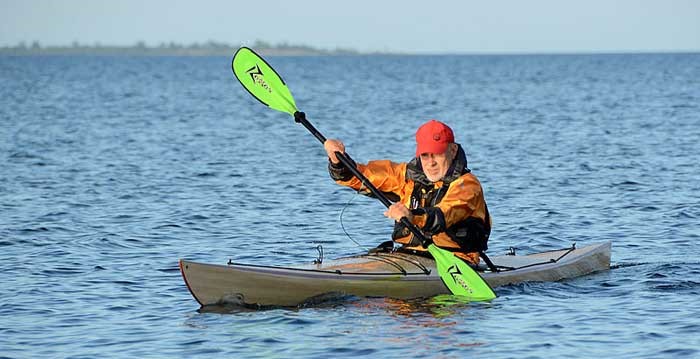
[225,244,581,278]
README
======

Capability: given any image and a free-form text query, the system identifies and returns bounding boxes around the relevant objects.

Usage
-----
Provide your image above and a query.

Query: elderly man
[324,119,491,265]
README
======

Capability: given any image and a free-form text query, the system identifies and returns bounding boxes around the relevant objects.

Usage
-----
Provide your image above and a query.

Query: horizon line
[1,41,698,57]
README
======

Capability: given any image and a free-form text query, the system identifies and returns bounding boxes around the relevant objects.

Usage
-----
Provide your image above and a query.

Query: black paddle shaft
[293,111,431,247]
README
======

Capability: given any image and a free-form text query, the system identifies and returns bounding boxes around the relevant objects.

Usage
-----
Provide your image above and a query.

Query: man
[324,119,491,266]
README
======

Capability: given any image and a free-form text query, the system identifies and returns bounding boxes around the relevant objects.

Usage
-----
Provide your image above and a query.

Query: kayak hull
[180,241,611,307]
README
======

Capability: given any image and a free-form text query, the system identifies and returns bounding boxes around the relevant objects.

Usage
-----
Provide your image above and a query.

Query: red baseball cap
[415,119,454,156]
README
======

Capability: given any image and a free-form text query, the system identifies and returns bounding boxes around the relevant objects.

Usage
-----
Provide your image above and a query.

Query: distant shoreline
[1,41,697,57]
[0,41,362,56]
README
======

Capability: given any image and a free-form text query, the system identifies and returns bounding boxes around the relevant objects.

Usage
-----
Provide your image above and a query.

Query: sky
[1,0,699,54]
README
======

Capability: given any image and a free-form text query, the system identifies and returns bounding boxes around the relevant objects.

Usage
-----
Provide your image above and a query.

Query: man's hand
[384,202,412,222]
[323,139,345,164]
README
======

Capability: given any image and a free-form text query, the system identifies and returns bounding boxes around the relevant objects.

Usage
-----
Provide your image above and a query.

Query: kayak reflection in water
[323,119,492,266]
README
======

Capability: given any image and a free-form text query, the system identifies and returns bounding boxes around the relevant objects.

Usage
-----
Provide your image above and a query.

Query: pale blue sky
[1,0,699,53]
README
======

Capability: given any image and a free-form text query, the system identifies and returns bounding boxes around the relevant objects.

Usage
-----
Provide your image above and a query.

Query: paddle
[231,47,496,301]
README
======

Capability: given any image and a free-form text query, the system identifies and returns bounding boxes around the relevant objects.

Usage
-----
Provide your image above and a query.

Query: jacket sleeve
[328,159,356,182]
[329,159,407,194]
[438,175,486,228]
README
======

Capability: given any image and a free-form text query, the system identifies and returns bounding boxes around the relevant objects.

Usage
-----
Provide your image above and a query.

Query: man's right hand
[324,139,345,164]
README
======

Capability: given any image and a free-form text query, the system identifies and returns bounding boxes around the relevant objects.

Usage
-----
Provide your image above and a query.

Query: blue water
[1,53,699,358]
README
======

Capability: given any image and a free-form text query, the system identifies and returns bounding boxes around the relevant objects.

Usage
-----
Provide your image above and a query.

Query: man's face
[419,144,456,182]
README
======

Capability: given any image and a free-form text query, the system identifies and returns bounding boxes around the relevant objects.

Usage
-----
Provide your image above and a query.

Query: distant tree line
[0,40,360,56]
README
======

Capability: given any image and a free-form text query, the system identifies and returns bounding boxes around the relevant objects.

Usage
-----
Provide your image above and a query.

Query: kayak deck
[180,242,611,307]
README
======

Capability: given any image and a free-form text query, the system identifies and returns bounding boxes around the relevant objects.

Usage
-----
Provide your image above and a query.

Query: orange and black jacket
[328,144,490,264]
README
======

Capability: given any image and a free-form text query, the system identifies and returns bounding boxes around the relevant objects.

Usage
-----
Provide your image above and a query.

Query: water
[1,53,699,358]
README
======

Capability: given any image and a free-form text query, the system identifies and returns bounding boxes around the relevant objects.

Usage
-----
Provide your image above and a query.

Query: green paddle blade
[232,47,298,115]
[428,244,497,301]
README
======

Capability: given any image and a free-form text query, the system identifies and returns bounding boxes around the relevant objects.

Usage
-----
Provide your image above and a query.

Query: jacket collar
[406,144,470,186]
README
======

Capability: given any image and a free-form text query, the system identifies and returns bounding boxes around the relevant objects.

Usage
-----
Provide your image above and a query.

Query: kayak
[180,241,611,307]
